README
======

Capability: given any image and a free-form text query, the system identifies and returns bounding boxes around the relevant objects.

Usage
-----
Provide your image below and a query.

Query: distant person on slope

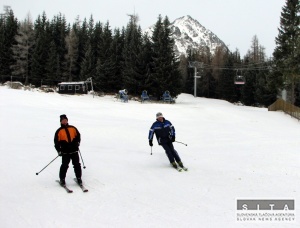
[54,114,82,185]
[148,112,186,170]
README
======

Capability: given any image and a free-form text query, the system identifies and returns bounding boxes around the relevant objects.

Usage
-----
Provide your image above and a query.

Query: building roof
[58,81,86,85]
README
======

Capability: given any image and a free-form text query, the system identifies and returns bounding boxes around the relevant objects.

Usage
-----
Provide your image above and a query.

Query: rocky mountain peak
[144,15,227,56]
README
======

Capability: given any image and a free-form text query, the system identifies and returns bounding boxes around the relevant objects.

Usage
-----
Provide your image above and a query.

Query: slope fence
[268,98,300,120]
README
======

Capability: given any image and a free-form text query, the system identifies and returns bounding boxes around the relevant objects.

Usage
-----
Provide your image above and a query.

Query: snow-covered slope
[0,86,299,227]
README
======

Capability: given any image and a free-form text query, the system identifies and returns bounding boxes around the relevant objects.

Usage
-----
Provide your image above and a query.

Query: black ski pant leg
[59,154,71,180]
[169,143,182,163]
[71,152,82,179]
[162,142,182,164]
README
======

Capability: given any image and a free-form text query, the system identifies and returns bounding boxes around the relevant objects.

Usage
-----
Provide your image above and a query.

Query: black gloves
[58,151,62,156]
[171,136,175,142]
[149,140,153,147]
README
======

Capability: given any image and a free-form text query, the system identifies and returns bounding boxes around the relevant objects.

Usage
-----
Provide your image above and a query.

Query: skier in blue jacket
[148,112,185,169]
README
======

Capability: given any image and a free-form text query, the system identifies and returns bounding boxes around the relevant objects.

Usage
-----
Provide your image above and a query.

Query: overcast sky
[2,0,285,57]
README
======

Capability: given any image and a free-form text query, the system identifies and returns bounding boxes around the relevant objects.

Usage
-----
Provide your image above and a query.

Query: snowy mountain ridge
[144,15,227,56]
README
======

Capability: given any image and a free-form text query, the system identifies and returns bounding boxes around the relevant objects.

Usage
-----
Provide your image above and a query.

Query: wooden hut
[57,81,88,94]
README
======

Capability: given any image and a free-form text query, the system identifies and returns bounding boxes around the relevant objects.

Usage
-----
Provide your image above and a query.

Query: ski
[181,166,188,171]
[174,166,183,172]
[173,166,188,172]
[56,180,73,193]
[74,178,88,192]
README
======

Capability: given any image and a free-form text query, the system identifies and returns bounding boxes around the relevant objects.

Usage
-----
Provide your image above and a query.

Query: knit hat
[60,114,68,122]
[156,112,163,119]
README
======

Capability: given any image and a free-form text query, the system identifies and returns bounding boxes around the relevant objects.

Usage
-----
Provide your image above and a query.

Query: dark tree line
[0,9,181,99]
[0,1,299,107]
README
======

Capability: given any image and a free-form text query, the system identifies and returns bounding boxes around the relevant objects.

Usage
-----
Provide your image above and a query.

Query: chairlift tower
[188,61,203,97]
[85,77,94,97]
[85,77,94,91]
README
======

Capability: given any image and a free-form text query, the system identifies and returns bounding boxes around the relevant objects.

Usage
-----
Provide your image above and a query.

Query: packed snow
[0,85,299,228]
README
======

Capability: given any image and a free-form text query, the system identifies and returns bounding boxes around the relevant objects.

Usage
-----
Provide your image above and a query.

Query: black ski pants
[161,142,181,163]
[59,152,82,180]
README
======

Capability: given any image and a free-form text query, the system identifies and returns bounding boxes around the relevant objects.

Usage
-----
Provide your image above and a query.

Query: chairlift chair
[141,90,150,103]
[162,90,174,103]
[234,70,245,85]
[119,89,129,102]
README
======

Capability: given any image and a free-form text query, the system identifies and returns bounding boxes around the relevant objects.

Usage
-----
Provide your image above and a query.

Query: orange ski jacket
[54,124,81,154]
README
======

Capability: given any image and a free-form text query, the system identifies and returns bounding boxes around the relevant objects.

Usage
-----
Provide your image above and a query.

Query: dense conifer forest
[1,0,299,106]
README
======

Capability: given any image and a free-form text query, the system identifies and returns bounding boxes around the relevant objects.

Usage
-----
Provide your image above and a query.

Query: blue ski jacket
[148,118,175,144]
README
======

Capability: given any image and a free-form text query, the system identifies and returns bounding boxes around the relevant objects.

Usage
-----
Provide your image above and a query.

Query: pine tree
[122,14,144,95]
[94,21,113,92]
[139,33,154,94]
[90,21,103,91]
[0,6,18,83]
[11,15,34,85]
[185,49,197,95]
[149,15,182,99]
[217,52,236,102]
[242,35,270,106]
[45,40,60,85]
[76,17,89,79]
[91,22,103,67]
[108,28,125,91]
[211,45,227,99]
[191,46,214,98]
[241,66,256,106]
[161,16,182,98]
[80,43,94,81]
[50,13,68,82]
[79,15,95,81]
[273,0,300,104]
[65,24,79,82]
[31,12,51,86]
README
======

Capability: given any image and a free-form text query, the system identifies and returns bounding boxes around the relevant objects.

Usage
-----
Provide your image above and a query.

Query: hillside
[0,86,299,228]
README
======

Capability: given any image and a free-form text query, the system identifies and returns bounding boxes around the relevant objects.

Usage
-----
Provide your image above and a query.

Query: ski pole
[175,141,187,146]
[150,146,153,155]
[78,149,86,169]
[36,155,59,175]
